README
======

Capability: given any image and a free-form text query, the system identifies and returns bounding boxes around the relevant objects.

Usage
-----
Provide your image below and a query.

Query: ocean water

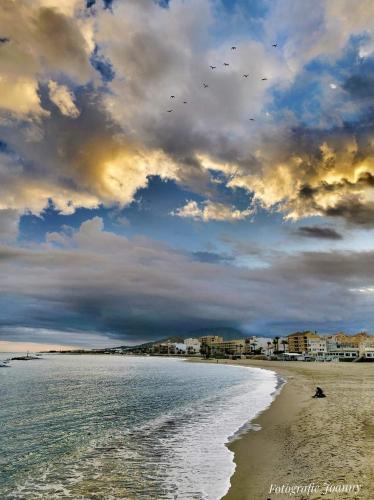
[0,355,278,499]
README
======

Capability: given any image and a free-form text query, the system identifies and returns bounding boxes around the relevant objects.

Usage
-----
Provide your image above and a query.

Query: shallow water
[0,355,277,499]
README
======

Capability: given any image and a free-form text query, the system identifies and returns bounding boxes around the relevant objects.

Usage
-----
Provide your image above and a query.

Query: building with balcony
[199,336,224,356]
[209,339,246,357]
[287,331,320,354]
[308,338,327,357]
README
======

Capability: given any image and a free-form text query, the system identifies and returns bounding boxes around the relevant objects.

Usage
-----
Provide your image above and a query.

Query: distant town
[49,331,374,362]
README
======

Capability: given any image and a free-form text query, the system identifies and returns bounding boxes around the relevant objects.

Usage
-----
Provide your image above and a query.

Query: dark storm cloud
[294,226,343,240]
[1,217,374,343]
[324,199,374,227]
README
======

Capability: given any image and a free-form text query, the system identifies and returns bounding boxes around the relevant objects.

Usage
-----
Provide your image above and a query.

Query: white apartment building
[184,338,201,355]
[306,335,360,360]
[174,343,187,353]
[308,336,360,360]
[308,338,327,357]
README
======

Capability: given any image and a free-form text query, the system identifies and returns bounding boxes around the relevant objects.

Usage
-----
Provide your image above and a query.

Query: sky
[0,0,374,348]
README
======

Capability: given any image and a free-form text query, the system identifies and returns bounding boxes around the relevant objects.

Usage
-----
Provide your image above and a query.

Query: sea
[0,354,279,499]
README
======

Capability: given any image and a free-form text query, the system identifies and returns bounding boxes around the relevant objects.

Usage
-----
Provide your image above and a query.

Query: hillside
[113,327,246,351]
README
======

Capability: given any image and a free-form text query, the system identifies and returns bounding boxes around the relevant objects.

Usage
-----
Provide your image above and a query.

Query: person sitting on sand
[313,386,326,398]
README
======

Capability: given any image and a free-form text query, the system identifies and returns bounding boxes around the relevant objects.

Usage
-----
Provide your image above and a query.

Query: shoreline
[226,365,286,446]
[190,358,374,500]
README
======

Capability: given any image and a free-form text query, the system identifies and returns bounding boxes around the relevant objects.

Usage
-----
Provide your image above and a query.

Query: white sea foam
[156,364,279,499]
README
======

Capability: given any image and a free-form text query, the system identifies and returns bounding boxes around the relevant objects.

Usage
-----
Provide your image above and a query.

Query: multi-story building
[287,331,320,354]
[152,342,186,355]
[210,339,246,357]
[305,332,374,360]
[199,335,223,345]
[280,331,374,360]
[308,338,327,357]
[184,338,201,355]
[152,343,172,355]
[199,336,223,356]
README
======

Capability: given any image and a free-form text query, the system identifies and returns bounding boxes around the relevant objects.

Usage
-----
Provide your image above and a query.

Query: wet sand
[192,359,374,500]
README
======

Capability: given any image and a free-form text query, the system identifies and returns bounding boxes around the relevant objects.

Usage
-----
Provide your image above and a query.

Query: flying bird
[203,83,209,88]
[249,118,255,121]
[261,78,268,81]
[167,109,173,113]
[231,46,237,50]
[0,37,9,44]
[272,43,278,47]
[209,65,216,70]
[183,101,188,104]
[243,74,249,78]
[170,95,175,98]
[223,62,229,67]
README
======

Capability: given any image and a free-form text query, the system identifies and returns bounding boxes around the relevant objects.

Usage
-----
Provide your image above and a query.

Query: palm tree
[281,340,288,352]
[274,336,280,353]
[267,341,272,356]
[272,338,277,354]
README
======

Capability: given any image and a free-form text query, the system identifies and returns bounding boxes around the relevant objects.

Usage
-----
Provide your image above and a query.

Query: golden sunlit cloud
[0,76,47,116]
[48,80,80,118]
[173,200,253,221]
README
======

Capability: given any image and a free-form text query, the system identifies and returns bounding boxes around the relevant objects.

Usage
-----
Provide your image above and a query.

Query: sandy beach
[192,359,374,500]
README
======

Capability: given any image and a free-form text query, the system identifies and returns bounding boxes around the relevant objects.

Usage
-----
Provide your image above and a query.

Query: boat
[10,351,42,361]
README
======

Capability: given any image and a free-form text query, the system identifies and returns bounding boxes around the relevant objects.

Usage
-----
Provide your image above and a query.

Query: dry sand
[193,359,374,500]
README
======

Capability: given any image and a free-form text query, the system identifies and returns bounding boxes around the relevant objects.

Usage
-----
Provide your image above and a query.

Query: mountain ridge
[113,327,253,350]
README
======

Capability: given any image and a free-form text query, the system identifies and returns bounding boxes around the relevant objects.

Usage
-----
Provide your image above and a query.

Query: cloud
[0,1,95,118]
[0,90,179,214]
[173,200,253,221]
[265,0,374,70]
[48,80,80,118]
[215,113,374,226]
[0,216,374,342]
[2,0,374,347]
[294,225,343,240]
[0,76,48,116]
[0,0,372,228]
[0,326,118,348]
[94,0,289,193]
[191,251,235,264]
[0,209,19,241]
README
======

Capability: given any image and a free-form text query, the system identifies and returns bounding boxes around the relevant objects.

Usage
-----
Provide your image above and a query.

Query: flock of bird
[166,43,278,120]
